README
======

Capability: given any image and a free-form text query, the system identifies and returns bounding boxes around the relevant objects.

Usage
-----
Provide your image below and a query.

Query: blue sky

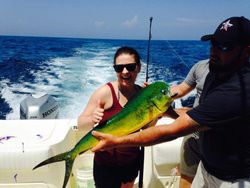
[0,0,249,40]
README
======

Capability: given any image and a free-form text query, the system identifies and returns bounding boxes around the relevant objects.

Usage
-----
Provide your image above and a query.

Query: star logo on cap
[220,20,233,31]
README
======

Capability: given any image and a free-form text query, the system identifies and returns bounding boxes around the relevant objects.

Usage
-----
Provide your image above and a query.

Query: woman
[77,46,142,188]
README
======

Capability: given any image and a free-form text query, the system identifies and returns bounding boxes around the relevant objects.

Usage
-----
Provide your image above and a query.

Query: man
[171,59,209,188]
[92,16,250,187]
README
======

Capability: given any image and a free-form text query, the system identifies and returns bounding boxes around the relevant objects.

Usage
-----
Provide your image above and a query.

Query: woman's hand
[91,100,104,124]
[141,82,150,88]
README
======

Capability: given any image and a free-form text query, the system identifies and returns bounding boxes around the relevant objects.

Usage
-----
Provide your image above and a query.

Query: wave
[0,37,210,119]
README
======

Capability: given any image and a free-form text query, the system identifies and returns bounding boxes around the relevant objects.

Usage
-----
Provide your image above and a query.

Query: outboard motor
[20,94,59,119]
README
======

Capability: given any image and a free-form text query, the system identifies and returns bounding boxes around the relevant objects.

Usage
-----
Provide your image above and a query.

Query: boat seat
[153,117,182,176]
[0,119,77,188]
[141,117,182,188]
[152,137,182,176]
[0,119,75,169]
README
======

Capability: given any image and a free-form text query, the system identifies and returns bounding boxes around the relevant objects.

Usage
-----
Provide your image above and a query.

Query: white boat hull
[0,117,182,188]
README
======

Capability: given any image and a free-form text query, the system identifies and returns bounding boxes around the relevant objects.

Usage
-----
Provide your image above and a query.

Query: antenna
[146,17,153,82]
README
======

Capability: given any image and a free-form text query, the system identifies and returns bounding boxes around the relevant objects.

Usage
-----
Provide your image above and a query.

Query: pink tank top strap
[106,82,119,105]
[99,82,122,123]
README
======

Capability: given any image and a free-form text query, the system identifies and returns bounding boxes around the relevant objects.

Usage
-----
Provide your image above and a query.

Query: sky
[0,0,249,40]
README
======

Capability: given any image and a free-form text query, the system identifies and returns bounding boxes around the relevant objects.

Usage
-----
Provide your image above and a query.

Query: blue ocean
[0,36,210,120]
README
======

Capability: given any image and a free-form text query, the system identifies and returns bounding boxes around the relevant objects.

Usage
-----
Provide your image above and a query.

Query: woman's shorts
[93,160,140,188]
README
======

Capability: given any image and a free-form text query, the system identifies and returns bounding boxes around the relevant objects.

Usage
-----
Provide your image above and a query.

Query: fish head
[148,81,173,112]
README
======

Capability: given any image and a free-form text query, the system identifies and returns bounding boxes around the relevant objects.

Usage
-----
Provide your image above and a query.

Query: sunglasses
[211,41,235,52]
[113,63,137,73]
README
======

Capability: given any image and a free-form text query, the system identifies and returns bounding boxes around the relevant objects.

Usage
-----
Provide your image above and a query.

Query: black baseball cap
[201,16,250,47]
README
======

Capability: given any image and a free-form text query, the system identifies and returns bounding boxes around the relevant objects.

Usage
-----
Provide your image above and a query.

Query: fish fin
[170,92,178,98]
[142,118,159,129]
[142,121,153,129]
[94,120,107,129]
[164,106,179,119]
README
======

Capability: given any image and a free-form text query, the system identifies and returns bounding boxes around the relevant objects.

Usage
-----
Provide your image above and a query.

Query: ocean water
[0,36,210,120]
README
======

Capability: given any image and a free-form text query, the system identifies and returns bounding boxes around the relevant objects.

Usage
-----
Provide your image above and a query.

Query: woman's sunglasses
[113,63,137,73]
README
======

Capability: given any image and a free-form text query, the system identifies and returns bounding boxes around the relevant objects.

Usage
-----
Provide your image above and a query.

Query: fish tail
[33,150,77,188]
[33,151,71,170]
[62,158,75,188]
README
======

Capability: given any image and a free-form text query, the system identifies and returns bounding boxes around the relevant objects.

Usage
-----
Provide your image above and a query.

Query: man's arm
[171,82,194,99]
[163,82,194,119]
[91,113,209,152]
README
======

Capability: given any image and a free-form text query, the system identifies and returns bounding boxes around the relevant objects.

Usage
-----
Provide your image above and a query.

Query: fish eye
[161,89,166,95]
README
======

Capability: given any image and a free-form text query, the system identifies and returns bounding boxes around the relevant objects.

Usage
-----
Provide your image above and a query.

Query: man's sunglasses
[113,63,137,73]
[211,41,235,52]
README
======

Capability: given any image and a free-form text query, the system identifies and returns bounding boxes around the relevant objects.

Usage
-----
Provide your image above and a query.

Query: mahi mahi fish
[33,81,175,188]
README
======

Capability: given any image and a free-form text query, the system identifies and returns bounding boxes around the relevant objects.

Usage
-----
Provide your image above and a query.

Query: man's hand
[91,131,119,152]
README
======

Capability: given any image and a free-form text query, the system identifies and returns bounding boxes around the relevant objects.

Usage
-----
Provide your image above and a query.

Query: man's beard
[209,58,237,81]
[209,58,235,73]
[209,49,244,81]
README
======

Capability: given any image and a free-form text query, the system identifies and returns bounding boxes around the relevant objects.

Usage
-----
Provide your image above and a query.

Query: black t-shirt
[187,65,250,181]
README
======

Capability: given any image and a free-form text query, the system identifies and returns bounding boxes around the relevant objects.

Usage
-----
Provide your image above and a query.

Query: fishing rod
[146,17,153,82]
[165,40,191,70]
[153,23,191,71]
[138,16,153,188]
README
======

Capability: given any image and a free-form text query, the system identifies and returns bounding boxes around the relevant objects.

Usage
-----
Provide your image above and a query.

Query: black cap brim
[201,34,213,41]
